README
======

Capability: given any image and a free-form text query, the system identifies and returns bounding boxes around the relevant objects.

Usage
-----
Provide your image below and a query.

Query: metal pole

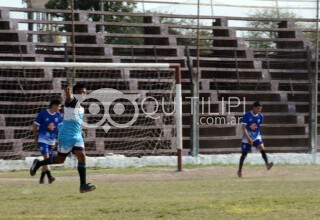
[275,0,280,19]
[191,0,200,157]
[142,0,145,13]
[186,46,198,157]
[234,50,240,87]
[265,48,272,85]
[101,0,105,33]
[311,0,319,163]
[172,64,183,172]
[69,0,76,86]
[70,0,76,63]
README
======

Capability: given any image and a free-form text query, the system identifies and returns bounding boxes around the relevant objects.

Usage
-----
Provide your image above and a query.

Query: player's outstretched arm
[65,86,73,102]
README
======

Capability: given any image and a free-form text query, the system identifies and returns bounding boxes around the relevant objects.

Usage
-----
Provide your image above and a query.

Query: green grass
[0,165,320,219]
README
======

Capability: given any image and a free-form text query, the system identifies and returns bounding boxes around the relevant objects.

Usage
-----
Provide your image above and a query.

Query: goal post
[0,61,183,171]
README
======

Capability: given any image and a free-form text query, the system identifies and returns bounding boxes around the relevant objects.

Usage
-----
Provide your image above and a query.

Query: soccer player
[30,83,96,193]
[33,99,62,184]
[237,101,273,178]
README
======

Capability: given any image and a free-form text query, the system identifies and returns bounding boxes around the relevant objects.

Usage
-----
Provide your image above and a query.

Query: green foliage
[45,0,136,14]
[300,23,319,48]
[161,17,213,47]
[45,1,213,47]
[244,9,299,48]
[45,0,138,33]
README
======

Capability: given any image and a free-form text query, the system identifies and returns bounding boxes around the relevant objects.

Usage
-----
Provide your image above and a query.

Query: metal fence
[0,0,319,159]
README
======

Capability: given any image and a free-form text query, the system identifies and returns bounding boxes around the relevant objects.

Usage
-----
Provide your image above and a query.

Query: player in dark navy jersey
[237,101,273,178]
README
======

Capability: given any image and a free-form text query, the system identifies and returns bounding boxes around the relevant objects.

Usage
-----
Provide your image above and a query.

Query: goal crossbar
[0,61,173,69]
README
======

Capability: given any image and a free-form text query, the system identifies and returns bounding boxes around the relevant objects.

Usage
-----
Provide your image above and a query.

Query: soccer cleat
[80,183,96,193]
[30,159,39,176]
[267,162,273,170]
[48,177,56,184]
[39,179,45,184]
[237,170,242,178]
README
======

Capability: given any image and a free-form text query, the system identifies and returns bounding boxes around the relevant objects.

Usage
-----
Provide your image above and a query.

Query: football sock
[48,156,65,164]
[78,163,86,186]
[35,158,52,170]
[46,170,52,179]
[239,152,247,171]
[261,150,268,164]
[40,171,46,181]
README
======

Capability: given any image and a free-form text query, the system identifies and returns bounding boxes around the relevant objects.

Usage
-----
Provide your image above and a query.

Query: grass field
[0,164,320,220]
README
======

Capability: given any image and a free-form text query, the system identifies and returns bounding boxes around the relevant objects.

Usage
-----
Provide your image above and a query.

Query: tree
[45,0,145,45]
[44,1,213,47]
[45,1,138,29]
[161,17,213,47]
[243,9,300,48]
[45,0,137,16]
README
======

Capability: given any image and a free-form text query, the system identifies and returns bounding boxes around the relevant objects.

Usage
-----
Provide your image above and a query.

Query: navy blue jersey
[241,111,263,142]
[34,109,63,145]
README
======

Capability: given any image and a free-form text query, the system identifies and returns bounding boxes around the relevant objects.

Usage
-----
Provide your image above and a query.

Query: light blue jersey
[58,97,85,149]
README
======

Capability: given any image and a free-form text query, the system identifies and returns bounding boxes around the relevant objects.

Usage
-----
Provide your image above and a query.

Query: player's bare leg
[74,149,96,193]
[258,145,273,170]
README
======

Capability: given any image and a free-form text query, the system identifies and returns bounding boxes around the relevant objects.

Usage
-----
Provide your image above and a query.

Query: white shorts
[57,144,85,154]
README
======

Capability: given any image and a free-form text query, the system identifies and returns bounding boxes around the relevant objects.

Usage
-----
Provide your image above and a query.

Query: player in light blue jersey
[33,99,62,184]
[237,101,273,178]
[30,83,96,193]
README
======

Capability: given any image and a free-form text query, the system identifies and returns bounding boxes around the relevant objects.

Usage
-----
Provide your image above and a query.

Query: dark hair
[49,99,62,108]
[73,82,86,93]
[253,101,261,107]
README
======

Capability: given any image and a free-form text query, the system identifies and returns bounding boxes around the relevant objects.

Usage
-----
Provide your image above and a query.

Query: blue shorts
[241,139,264,153]
[38,142,54,156]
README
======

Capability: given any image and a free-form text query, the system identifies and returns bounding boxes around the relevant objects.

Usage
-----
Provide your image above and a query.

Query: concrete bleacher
[0,6,318,158]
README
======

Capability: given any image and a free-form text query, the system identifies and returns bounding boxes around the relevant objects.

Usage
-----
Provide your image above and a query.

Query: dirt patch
[1,165,319,185]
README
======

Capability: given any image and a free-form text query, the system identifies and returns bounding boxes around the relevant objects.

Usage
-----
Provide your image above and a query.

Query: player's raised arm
[65,85,73,102]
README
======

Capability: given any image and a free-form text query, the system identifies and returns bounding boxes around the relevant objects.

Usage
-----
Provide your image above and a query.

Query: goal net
[0,61,182,169]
